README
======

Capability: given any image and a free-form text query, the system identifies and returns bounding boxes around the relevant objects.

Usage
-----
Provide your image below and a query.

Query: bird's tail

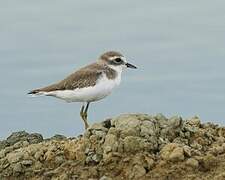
[28,84,58,96]
[28,89,46,96]
[28,89,40,95]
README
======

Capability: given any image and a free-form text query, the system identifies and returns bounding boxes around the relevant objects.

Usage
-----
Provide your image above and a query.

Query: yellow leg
[80,103,90,129]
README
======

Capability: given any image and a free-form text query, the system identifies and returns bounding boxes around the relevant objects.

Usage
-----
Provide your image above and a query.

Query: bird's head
[98,51,137,71]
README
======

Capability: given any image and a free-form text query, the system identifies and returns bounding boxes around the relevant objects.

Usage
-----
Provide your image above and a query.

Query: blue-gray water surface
[1,0,225,139]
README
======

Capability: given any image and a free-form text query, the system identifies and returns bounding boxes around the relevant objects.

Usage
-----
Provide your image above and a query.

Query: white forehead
[109,56,127,63]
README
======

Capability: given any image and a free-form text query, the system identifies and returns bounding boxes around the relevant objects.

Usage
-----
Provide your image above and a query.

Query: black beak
[126,63,137,69]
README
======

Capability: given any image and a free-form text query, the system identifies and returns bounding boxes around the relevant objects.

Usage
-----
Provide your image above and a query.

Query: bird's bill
[126,63,137,69]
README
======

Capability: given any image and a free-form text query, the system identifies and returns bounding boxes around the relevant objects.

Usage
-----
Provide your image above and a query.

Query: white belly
[47,74,121,103]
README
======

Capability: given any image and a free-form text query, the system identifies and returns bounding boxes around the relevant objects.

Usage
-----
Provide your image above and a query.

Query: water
[1,0,225,139]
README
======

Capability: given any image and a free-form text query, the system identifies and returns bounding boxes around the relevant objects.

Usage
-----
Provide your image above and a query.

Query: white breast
[48,73,121,103]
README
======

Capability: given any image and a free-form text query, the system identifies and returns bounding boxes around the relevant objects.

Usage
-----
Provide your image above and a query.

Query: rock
[211,145,225,155]
[33,161,43,171]
[183,145,192,157]
[4,146,14,154]
[155,113,167,121]
[21,160,33,166]
[201,153,217,171]
[169,116,182,128]
[214,172,225,180]
[123,136,153,153]
[86,151,102,165]
[0,131,43,152]
[145,156,155,170]
[131,164,146,179]
[0,150,5,159]
[12,163,23,174]
[0,114,225,180]
[169,147,184,162]
[112,114,141,138]
[27,133,43,144]
[186,158,199,168]
[160,143,184,162]
[6,131,29,145]
[13,141,29,149]
[102,119,112,129]
[187,116,201,127]
[103,134,118,153]
[7,151,24,164]
[100,175,113,180]
[140,120,158,138]
[57,173,69,180]
[34,149,45,161]
[44,149,56,162]
[50,134,67,141]
[2,161,10,169]
[44,170,57,177]
[0,141,9,151]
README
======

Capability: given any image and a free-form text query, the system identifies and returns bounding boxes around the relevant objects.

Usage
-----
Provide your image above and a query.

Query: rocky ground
[1,114,225,180]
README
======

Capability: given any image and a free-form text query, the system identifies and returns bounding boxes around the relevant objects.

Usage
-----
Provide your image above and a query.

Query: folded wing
[28,64,103,95]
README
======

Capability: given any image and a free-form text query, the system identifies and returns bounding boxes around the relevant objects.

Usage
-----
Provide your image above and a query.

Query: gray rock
[2,131,43,149]
[50,134,67,141]
[27,133,43,144]
[6,131,29,145]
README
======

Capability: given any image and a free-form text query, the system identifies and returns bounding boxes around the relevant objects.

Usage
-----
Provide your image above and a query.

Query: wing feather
[28,63,103,94]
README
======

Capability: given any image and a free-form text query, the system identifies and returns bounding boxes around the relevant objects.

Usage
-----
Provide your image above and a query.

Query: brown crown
[99,51,123,61]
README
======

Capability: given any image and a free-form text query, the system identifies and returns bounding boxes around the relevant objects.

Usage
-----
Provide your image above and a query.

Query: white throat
[107,64,124,88]
[108,64,125,76]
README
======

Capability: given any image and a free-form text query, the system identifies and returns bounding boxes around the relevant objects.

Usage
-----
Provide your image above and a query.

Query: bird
[28,51,137,129]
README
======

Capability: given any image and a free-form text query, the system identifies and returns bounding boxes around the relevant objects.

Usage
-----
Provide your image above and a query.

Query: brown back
[28,63,117,94]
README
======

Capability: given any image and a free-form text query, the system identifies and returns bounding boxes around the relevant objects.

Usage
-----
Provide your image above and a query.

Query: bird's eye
[114,58,122,63]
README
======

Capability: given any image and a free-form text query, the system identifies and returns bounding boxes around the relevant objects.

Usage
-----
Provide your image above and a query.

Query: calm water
[1,0,225,139]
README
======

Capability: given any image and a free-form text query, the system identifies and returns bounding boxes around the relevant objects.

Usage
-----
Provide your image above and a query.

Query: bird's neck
[108,65,123,75]
[102,65,121,80]
[106,65,122,86]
